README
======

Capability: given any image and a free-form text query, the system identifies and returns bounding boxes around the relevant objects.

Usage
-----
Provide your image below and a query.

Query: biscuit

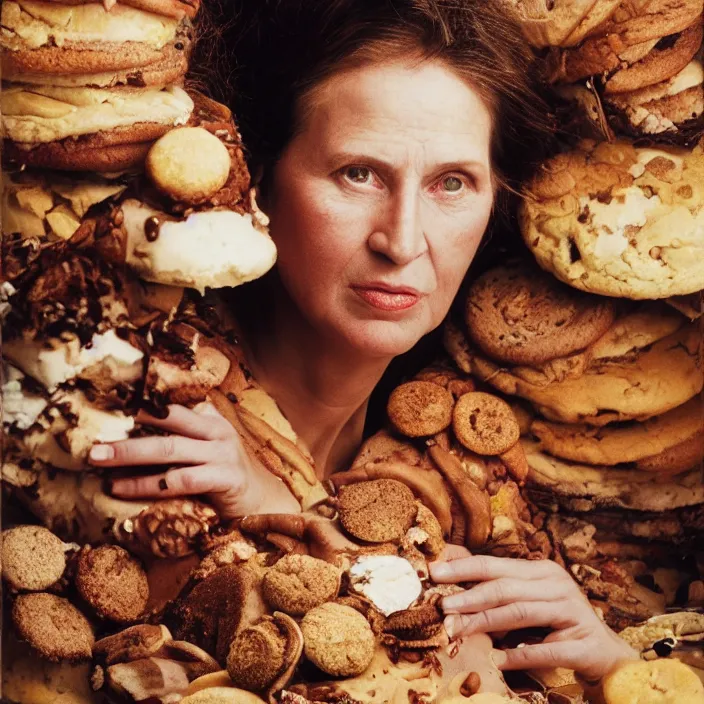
[602,658,704,703]
[226,618,286,691]
[465,262,616,366]
[452,392,520,456]
[520,140,704,299]
[181,688,267,704]
[75,545,149,623]
[338,479,417,543]
[387,381,454,437]
[301,603,375,677]
[12,593,95,663]
[1,525,67,591]
[262,555,341,616]
[636,430,704,474]
[146,127,232,203]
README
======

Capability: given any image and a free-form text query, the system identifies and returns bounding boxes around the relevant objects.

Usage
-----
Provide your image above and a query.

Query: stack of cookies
[444,260,704,628]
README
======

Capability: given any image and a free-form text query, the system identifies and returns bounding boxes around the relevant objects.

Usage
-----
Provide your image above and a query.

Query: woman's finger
[89,435,227,467]
[430,555,565,585]
[110,464,244,498]
[436,545,472,563]
[135,404,235,441]
[492,641,584,672]
[442,577,573,614]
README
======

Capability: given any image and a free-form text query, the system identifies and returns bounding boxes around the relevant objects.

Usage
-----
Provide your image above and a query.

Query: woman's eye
[442,176,464,193]
[343,166,373,184]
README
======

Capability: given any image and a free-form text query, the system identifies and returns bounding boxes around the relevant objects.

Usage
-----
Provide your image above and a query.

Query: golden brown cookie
[1,525,68,592]
[338,479,417,543]
[465,262,616,366]
[387,381,454,437]
[181,688,267,704]
[75,545,149,623]
[301,603,375,677]
[452,392,520,456]
[635,430,704,474]
[262,555,341,616]
[12,593,95,663]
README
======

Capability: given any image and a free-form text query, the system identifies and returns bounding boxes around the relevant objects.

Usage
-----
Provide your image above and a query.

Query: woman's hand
[429,548,639,682]
[88,403,301,520]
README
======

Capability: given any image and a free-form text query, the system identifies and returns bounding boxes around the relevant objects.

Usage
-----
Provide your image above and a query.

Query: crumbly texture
[520,140,704,299]
[387,381,454,437]
[262,555,341,616]
[181,688,269,704]
[635,430,704,474]
[338,479,417,543]
[1,525,67,591]
[452,392,520,456]
[12,593,95,663]
[75,545,149,622]
[226,619,286,691]
[465,262,616,366]
[301,603,375,677]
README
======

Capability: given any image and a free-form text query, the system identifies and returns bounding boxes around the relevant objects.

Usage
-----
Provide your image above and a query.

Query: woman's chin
[341,318,432,359]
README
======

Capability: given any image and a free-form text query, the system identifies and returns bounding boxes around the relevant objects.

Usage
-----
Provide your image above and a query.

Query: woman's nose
[367,187,427,265]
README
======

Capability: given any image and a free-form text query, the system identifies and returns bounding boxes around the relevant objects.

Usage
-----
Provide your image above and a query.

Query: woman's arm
[89,402,301,520]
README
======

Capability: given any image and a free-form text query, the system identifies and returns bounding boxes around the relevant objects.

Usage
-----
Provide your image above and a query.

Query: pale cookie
[387,381,454,437]
[2,525,67,591]
[181,688,267,704]
[602,658,704,703]
[146,127,232,203]
[520,139,704,298]
[453,392,520,456]
[465,262,616,365]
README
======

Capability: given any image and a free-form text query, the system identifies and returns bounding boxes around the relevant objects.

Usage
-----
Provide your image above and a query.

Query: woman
[88,0,638,683]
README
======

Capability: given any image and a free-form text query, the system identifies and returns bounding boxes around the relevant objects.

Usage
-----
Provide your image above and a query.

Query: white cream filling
[2,365,48,430]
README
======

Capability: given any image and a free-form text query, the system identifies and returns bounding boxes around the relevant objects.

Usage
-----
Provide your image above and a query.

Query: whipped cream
[348,555,423,616]
[2,365,48,430]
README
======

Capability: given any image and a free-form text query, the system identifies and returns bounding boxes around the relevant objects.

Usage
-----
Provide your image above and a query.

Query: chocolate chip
[159,478,169,491]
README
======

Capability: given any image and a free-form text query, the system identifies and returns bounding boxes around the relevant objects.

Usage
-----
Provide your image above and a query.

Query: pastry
[520,140,704,299]
[1,525,69,592]
[300,603,375,677]
[75,545,149,622]
[452,392,521,456]
[180,688,267,703]
[386,380,454,437]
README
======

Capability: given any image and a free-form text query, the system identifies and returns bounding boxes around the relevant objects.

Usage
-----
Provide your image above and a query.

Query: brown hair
[193,0,555,203]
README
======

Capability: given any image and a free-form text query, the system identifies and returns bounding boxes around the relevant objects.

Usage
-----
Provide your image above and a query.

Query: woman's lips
[352,285,420,311]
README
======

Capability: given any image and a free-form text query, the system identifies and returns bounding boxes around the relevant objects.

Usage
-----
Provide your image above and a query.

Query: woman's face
[266,58,495,358]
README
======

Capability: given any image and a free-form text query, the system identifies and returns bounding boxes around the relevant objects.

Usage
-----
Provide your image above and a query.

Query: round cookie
[636,430,704,474]
[301,603,375,677]
[387,381,454,437]
[338,479,417,543]
[146,127,231,203]
[75,545,149,622]
[520,140,704,299]
[226,619,287,691]
[453,392,520,456]
[181,688,267,704]
[262,555,341,616]
[12,593,95,663]
[2,525,67,591]
[465,262,616,366]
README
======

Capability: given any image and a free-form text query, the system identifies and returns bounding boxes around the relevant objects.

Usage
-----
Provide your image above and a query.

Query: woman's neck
[235,279,391,478]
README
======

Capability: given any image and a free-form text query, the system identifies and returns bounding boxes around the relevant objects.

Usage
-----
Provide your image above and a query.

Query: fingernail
[442,594,464,612]
[491,649,508,669]
[429,562,451,580]
[158,478,168,491]
[90,445,114,462]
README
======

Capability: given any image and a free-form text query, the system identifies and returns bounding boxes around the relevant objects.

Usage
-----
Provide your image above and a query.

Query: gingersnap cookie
[2,525,68,592]
[387,381,454,437]
[520,140,704,299]
[465,262,616,366]
[75,545,149,622]
[602,658,704,704]
[452,392,520,456]
[262,555,341,616]
[338,479,417,543]
[12,593,95,663]
[301,603,375,677]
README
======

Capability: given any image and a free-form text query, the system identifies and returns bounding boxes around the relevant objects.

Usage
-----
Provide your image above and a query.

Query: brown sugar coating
[12,593,95,663]
[75,545,149,623]
[262,555,341,616]
[301,603,375,677]
[453,392,520,456]
[227,618,286,692]
[465,263,616,366]
[338,479,417,543]
[387,381,454,437]
[1,525,67,591]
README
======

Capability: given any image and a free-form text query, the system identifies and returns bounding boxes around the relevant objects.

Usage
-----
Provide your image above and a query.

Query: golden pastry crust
[465,262,616,366]
[520,140,704,299]
[12,593,95,663]
[75,545,149,622]
[452,392,520,456]
[1,525,67,592]
[337,479,417,543]
[301,603,375,677]
[387,381,454,437]
[262,555,341,616]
